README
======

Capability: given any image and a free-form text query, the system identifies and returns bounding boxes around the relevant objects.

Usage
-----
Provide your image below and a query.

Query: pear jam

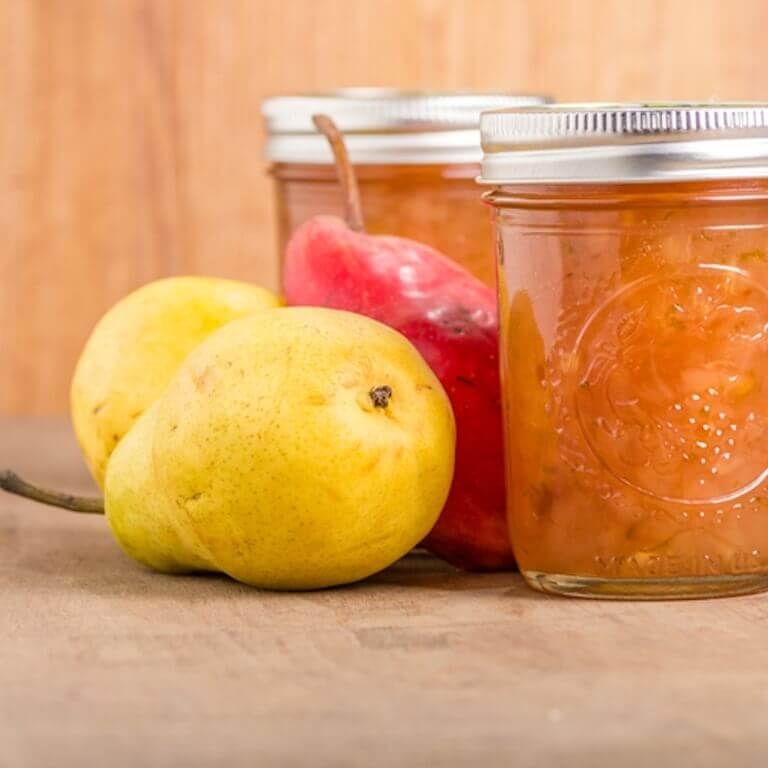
[262,90,549,287]
[481,104,768,599]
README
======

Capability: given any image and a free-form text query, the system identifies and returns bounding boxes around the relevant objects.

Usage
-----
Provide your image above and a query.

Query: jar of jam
[481,103,768,599]
[262,89,549,286]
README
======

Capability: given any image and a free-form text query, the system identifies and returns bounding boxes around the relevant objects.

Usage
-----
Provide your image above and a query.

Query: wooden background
[3,0,768,415]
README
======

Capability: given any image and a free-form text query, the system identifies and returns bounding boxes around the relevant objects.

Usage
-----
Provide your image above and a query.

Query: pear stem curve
[0,470,104,514]
[312,114,366,232]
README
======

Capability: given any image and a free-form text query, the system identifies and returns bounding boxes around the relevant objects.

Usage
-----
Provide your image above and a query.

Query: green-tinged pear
[104,402,211,574]
[71,276,280,487]
[19,306,458,590]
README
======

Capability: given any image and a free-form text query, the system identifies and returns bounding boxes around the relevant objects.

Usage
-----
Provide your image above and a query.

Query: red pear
[282,115,513,571]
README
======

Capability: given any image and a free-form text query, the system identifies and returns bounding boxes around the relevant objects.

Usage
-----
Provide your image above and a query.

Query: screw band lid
[480,103,768,184]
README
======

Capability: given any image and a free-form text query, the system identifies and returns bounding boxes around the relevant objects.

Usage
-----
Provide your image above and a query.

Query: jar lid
[479,103,768,184]
[262,88,551,165]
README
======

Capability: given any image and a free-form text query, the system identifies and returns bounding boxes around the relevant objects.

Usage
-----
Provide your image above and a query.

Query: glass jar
[262,89,549,286]
[481,103,768,599]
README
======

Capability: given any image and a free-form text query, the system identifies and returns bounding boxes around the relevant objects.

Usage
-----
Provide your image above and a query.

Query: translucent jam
[270,162,495,286]
[492,180,768,598]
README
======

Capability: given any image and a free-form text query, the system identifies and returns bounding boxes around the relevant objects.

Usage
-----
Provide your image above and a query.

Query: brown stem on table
[0,470,104,514]
[312,114,366,232]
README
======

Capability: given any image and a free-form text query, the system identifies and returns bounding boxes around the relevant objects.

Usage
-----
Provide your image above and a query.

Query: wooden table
[2,419,768,767]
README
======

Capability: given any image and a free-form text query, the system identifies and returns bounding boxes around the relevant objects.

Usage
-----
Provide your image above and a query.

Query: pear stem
[312,114,366,232]
[0,470,104,514]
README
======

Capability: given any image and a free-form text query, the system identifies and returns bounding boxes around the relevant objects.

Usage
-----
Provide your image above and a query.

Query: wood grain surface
[4,0,768,414]
[3,418,768,767]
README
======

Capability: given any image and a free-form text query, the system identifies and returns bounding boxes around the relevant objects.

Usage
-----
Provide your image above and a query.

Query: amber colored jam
[270,162,494,286]
[490,179,768,598]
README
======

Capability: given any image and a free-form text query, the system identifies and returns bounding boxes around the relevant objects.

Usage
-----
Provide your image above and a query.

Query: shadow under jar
[262,89,549,287]
[480,103,768,599]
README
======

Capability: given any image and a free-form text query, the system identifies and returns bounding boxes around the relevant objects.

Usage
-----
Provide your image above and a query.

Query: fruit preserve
[262,89,549,286]
[481,103,768,599]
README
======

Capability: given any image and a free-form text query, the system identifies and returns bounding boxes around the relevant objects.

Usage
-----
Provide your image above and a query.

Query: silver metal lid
[479,103,768,184]
[262,88,551,165]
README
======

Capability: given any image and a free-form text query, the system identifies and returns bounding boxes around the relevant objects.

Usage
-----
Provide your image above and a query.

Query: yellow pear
[104,402,211,574]
[105,306,456,589]
[71,276,280,487]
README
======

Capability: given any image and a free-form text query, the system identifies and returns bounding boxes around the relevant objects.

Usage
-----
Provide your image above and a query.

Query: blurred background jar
[262,89,549,286]
[481,103,768,600]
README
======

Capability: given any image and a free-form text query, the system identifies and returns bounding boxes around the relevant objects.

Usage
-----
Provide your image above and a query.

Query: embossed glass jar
[480,104,768,599]
[262,89,549,286]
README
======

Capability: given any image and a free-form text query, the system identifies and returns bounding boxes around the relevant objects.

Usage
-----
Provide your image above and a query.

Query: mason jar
[481,103,768,599]
[262,89,549,286]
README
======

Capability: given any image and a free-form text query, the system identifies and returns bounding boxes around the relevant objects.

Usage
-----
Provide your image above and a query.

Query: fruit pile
[0,116,509,589]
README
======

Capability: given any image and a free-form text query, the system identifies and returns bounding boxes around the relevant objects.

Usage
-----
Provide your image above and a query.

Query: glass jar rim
[482,177,768,210]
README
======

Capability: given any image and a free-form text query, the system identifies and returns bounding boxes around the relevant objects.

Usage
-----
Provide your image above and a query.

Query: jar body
[491,180,768,599]
[271,162,494,286]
